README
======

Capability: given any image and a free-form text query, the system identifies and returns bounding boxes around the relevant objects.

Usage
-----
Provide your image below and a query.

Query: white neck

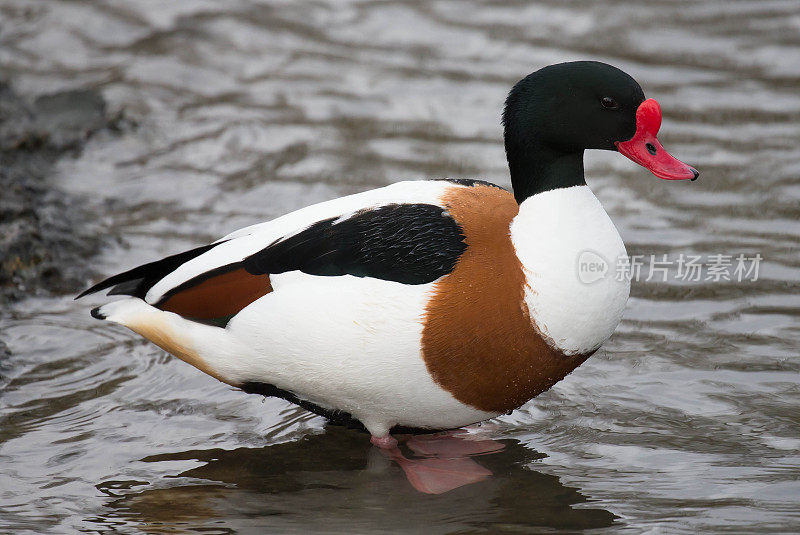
[510,185,630,355]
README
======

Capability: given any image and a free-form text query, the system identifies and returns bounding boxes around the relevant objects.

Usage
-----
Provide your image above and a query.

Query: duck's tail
[92,297,238,386]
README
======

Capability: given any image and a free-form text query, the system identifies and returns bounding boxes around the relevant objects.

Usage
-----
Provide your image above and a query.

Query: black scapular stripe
[77,202,466,303]
[243,203,467,285]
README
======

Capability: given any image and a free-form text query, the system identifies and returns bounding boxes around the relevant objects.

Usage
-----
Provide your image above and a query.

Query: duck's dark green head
[503,61,698,202]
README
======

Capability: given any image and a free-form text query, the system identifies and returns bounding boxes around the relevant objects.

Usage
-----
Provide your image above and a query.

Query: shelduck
[78,61,698,448]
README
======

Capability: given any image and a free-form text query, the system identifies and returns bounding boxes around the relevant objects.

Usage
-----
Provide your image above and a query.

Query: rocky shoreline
[0,82,122,303]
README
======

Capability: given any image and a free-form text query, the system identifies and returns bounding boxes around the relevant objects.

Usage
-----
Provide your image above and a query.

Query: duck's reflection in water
[375,429,503,494]
[96,426,617,533]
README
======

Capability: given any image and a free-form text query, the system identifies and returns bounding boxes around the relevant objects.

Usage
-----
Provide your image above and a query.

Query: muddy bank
[0,82,121,303]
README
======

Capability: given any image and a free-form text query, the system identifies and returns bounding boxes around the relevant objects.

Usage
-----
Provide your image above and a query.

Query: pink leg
[370,434,398,449]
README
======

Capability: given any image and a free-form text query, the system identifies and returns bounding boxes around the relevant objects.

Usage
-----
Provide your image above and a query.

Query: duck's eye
[601,97,619,110]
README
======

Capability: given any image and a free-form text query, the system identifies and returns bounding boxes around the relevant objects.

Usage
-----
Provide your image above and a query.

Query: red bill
[616,98,699,181]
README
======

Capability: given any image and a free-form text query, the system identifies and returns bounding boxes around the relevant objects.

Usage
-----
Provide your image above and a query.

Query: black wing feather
[76,242,222,299]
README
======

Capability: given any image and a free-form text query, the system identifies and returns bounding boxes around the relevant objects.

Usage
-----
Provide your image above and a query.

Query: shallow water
[1,0,799,532]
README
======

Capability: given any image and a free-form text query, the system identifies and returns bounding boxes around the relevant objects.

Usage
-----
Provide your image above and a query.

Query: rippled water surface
[1,1,799,533]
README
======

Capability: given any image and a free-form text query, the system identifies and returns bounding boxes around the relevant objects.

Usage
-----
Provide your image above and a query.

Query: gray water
[1,0,799,533]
